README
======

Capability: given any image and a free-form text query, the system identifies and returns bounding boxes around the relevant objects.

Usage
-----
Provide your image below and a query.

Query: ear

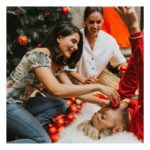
[57,35,63,44]
[119,102,128,110]
[112,125,124,134]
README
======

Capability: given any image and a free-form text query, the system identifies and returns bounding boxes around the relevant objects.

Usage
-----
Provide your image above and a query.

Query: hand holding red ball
[118,63,128,75]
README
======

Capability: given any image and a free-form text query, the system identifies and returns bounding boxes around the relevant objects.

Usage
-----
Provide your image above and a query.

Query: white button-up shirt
[65,29,126,78]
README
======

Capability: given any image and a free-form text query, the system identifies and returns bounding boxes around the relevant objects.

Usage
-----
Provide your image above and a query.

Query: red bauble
[54,114,65,120]
[55,118,65,127]
[118,64,127,74]
[69,105,79,113]
[69,97,77,103]
[61,7,70,15]
[48,123,53,128]
[66,100,73,106]
[110,101,120,109]
[49,134,59,142]
[44,10,50,16]
[57,126,65,132]
[94,93,106,99]
[66,112,75,121]
[49,126,58,135]
[17,35,28,46]
[76,104,82,111]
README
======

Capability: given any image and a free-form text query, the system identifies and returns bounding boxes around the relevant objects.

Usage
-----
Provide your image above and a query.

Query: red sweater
[118,32,144,142]
[128,99,143,142]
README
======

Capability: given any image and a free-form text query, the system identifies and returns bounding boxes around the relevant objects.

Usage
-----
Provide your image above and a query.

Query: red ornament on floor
[48,97,82,142]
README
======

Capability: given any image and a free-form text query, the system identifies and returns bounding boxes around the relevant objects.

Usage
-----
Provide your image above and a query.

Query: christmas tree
[7,7,71,76]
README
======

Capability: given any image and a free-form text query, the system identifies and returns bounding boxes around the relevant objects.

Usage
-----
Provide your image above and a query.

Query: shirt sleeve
[109,39,126,66]
[27,52,51,69]
[63,65,77,72]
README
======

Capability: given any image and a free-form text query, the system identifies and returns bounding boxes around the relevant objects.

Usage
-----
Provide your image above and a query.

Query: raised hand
[115,7,141,34]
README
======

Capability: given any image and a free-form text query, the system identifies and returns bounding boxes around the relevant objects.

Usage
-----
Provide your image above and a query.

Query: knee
[58,99,68,113]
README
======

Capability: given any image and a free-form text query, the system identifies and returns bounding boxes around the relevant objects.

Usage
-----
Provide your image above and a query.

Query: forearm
[69,71,86,84]
[128,24,141,35]
[55,83,101,98]
[77,93,109,106]
[58,71,73,85]
[35,67,101,98]
[130,32,144,100]
[58,71,108,104]
[57,71,101,99]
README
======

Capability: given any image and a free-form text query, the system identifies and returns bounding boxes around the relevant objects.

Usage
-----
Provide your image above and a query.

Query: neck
[86,32,97,41]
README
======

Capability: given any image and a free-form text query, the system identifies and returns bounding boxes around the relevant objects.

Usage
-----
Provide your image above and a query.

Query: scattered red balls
[48,97,83,142]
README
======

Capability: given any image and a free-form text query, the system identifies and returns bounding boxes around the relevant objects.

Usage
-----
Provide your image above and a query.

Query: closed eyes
[88,20,102,24]
[71,39,78,44]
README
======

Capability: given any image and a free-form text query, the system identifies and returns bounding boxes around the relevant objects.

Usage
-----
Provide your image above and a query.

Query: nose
[91,22,98,28]
[74,43,78,51]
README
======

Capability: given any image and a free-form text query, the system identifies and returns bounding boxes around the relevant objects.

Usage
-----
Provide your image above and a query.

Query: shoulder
[32,47,51,57]
[26,49,52,69]
[99,30,116,41]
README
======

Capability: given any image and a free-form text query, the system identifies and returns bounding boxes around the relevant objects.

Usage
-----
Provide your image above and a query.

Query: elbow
[50,87,64,98]
[52,91,63,98]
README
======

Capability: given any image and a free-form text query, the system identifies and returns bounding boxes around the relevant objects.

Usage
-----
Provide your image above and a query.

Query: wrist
[91,84,101,92]
[128,26,141,35]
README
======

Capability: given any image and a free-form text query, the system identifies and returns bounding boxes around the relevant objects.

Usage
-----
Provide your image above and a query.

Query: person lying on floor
[78,98,143,142]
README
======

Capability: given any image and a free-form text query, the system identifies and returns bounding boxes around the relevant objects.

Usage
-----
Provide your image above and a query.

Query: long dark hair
[41,21,83,68]
[84,7,104,21]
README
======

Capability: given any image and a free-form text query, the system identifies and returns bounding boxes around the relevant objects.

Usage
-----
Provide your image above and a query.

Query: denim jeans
[7,96,68,143]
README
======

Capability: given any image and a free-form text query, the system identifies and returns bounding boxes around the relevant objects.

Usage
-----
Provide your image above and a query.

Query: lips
[91,29,98,33]
[65,48,73,58]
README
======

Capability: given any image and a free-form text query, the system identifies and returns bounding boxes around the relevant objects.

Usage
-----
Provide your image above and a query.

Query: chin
[65,54,71,59]
[90,32,98,37]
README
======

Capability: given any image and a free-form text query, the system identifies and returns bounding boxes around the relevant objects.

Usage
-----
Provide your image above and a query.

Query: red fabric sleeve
[118,32,144,100]
[128,100,144,142]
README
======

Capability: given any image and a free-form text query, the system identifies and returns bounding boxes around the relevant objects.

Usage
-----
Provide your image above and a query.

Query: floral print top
[7,51,51,104]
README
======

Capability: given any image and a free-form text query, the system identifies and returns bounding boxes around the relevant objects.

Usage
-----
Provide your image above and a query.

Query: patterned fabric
[7,51,51,104]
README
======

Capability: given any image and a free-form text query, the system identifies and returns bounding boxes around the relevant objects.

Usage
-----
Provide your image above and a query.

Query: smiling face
[57,33,80,59]
[84,11,103,37]
[91,108,120,131]
[91,102,128,132]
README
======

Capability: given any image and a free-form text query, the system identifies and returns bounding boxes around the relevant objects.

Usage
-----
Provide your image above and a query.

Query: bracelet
[130,34,143,40]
